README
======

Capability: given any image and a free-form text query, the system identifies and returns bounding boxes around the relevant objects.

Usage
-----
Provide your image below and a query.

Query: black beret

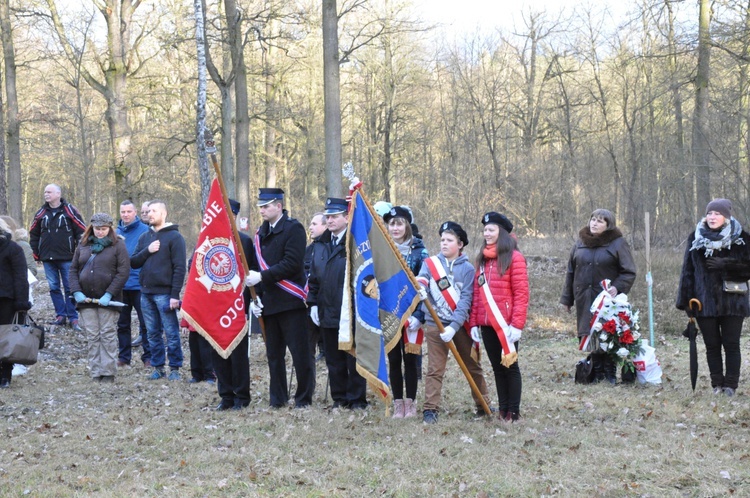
[439,221,469,247]
[383,206,413,224]
[482,212,513,233]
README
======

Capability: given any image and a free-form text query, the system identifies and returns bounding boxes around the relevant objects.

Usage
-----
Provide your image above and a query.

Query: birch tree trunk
[194,0,210,209]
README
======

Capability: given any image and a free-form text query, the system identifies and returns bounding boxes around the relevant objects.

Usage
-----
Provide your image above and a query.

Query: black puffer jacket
[29,199,86,261]
[307,229,347,328]
[0,230,30,309]
[676,229,750,318]
[560,227,637,337]
[69,238,131,307]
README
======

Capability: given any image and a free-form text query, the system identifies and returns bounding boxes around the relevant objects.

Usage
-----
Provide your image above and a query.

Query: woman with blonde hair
[69,213,130,382]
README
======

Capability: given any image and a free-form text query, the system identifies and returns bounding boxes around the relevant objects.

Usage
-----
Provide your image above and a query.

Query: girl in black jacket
[677,199,750,396]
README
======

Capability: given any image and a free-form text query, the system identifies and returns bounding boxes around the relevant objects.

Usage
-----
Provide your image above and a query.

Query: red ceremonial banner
[182,179,248,359]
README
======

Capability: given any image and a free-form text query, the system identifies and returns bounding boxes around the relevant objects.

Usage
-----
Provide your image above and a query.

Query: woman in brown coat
[69,213,130,382]
[560,209,636,383]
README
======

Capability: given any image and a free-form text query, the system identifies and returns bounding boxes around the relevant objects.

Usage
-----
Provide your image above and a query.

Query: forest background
[0,0,744,250]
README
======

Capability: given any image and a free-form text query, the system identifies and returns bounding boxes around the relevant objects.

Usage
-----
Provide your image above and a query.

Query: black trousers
[481,326,522,414]
[387,335,419,399]
[264,309,314,407]
[696,316,744,389]
[212,333,250,407]
[116,289,151,364]
[189,332,215,381]
[321,326,366,405]
[0,298,16,383]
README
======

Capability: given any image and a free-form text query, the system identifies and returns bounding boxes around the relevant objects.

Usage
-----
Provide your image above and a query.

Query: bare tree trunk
[693,0,712,208]
[46,0,140,202]
[322,0,343,197]
[194,0,210,208]
[0,61,5,216]
[665,0,691,221]
[264,39,277,187]
[228,0,250,213]
[0,0,20,222]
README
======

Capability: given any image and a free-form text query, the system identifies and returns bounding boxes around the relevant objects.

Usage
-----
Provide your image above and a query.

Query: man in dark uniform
[307,198,367,409]
[246,188,314,408]
[214,199,255,410]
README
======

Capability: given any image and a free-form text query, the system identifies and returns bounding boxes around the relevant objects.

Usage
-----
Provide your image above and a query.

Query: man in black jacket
[307,198,367,409]
[213,199,256,411]
[29,184,86,330]
[305,212,327,362]
[247,188,313,408]
[130,200,186,381]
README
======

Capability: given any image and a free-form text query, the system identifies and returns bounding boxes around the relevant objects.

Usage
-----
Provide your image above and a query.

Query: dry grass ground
[3,237,750,497]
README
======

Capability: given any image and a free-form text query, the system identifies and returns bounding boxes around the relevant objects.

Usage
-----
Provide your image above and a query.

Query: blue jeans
[140,293,182,370]
[44,261,77,320]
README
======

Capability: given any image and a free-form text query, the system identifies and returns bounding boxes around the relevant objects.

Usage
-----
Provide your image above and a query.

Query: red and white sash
[423,256,459,310]
[254,231,308,301]
[579,279,611,351]
[478,265,517,364]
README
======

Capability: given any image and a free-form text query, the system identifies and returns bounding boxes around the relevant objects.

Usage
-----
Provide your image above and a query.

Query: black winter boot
[603,356,617,385]
[592,354,605,383]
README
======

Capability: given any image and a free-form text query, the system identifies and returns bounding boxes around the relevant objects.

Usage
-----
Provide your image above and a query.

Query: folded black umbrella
[682,298,702,391]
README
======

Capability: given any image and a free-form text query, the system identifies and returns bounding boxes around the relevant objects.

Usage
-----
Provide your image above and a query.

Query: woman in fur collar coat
[676,199,750,397]
[561,209,636,383]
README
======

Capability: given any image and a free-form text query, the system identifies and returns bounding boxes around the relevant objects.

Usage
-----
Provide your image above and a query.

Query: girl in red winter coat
[468,212,529,422]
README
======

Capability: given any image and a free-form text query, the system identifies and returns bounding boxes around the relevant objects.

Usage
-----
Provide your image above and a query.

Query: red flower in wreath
[603,320,617,334]
[620,330,634,344]
[618,312,631,324]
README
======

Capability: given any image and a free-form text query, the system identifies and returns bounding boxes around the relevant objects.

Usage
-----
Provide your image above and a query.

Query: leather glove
[245,270,262,286]
[98,292,112,307]
[440,325,456,342]
[407,316,421,333]
[13,300,31,311]
[250,298,264,318]
[507,326,522,344]
[418,286,428,301]
[310,305,320,326]
[470,326,482,342]
[73,292,88,303]
[705,257,728,271]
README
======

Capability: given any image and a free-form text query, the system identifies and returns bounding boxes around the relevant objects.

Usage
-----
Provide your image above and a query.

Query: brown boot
[392,399,405,418]
[403,398,417,418]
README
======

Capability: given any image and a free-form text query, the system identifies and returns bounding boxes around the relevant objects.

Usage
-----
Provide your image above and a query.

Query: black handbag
[0,313,43,365]
[575,355,595,384]
[723,280,749,295]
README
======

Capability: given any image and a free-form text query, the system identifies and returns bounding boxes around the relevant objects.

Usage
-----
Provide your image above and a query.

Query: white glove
[245,270,262,286]
[310,305,320,326]
[440,325,456,343]
[250,298,263,318]
[507,326,522,344]
[470,326,482,342]
[348,176,362,191]
[407,316,421,333]
[418,286,428,301]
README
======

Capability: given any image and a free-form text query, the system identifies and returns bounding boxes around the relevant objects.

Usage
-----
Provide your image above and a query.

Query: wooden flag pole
[355,188,492,416]
[205,130,266,340]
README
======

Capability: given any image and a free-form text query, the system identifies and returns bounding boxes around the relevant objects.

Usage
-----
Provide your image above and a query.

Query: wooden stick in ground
[205,130,266,341]
[355,188,492,416]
